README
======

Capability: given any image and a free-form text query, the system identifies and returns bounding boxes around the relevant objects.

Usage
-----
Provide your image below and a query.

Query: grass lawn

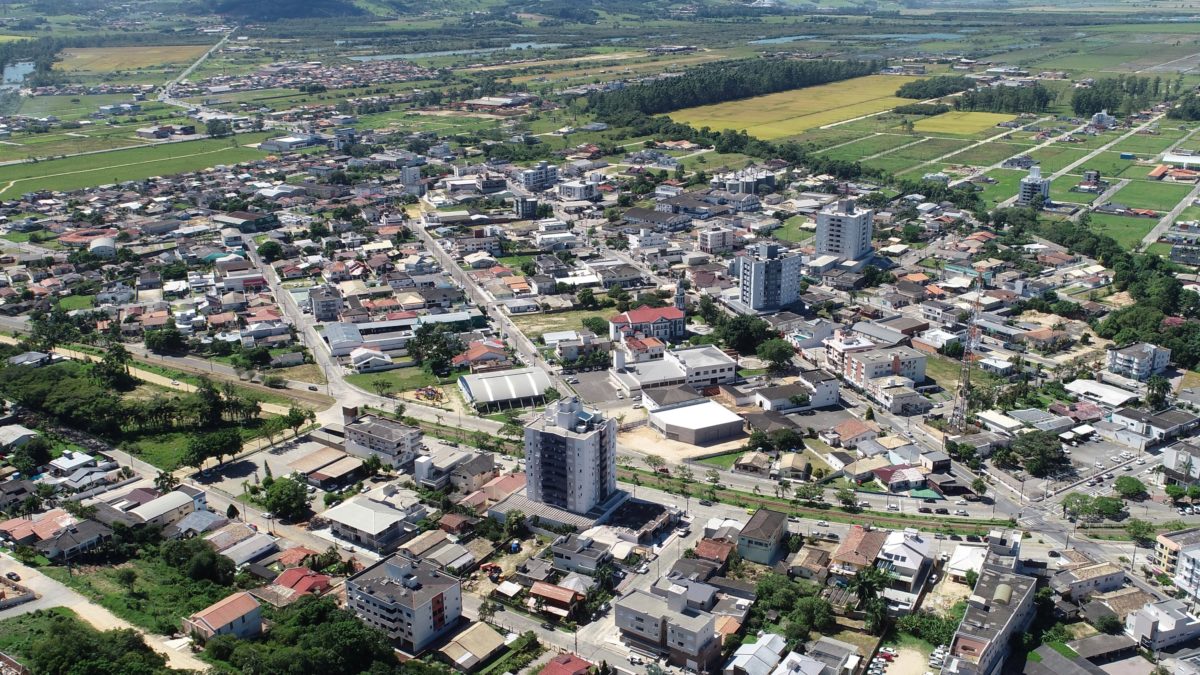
[1109,180,1194,211]
[944,141,1030,167]
[925,354,964,390]
[889,137,973,161]
[1028,146,1091,173]
[1178,369,1200,393]
[1146,242,1173,257]
[912,112,1015,135]
[817,133,916,160]
[495,254,534,269]
[112,419,272,470]
[668,75,924,140]
[55,45,211,72]
[977,169,1027,206]
[58,294,94,310]
[1110,132,1182,155]
[42,557,236,635]
[681,151,752,171]
[345,367,441,394]
[1086,212,1157,248]
[697,451,746,469]
[511,308,612,340]
[1048,175,1094,204]
[0,132,274,197]
[773,216,814,243]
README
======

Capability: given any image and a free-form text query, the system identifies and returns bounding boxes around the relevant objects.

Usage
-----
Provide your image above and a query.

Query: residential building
[611,344,738,396]
[944,565,1037,675]
[551,534,612,575]
[321,488,427,553]
[524,397,617,516]
[1126,599,1200,651]
[182,591,263,641]
[130,490,196,528]
[1017,166,1050,207]
[614,587,721,672]
[815,199,873,262]
[1050,559,1125,602]
[344,412,423,469]
[1160,440,1200,486]
[843,347,927,389]
[1106,342,1171,381]
[439,622,506,672]
[1156,528,1200,576]
[309,285,343,322]
[736,243,803,313]
[609,305,687,343]
[830,525,888,578]
[698,226,735,254]
[518,161,559,191]
[1175,543,1200,601]
[346,556,462,655]
[737,509,787,565]
[822,330,876,375]
[724,633,788,675]
[558,180,597,201]
[752,370,839,411]
[878,529,932,594]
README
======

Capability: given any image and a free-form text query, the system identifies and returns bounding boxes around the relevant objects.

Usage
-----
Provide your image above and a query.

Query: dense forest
[1072,74,1181,116]
[895,75,975,100]
[955,84,1054,113]
[586,58,878,118]
[1168,92,1200,120]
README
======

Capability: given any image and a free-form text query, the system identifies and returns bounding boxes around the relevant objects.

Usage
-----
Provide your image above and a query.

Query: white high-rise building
[737,242,803,312]
[815,198,873,261]
[1017,166,1050,207]
[525,397,617,515]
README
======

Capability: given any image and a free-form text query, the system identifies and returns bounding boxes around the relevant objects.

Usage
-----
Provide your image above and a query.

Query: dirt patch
[889,647,931,675]
[1101,291,1136,308]
[924,576,971,615]
[617,425,748,465]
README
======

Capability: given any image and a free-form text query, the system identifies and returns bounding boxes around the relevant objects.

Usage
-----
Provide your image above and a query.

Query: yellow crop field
[55,45,210,72]
[666,75,923,139]
[912,111,1015,135]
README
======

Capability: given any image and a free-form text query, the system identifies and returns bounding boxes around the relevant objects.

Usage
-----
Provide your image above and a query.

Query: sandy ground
[889,648,931,675]
[924,576,972,615]
[617,425,748,464]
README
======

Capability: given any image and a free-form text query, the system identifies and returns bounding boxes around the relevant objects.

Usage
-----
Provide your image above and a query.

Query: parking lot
[785,404,860,436]
[570,370,621,405]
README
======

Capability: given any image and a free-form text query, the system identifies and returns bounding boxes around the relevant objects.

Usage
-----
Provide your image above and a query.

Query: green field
[1109,180,1194,211]
[345,367,441,394]
[944,141,1028,167]
[1028,146,1091,173]
[912,112,1015,135]
[976,169,1027,206]
[1086,212,1158,248]
[775,216,814,243]
[818,134,917,161]
[668,75,923,140]
[0,132,273,196]
[889,137,974,161]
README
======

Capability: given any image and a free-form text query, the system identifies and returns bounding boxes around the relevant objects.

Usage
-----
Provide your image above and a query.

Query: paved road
[0,555,209,670]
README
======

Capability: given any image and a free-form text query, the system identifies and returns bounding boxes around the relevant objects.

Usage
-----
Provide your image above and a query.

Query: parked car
[5,572,19,581]
[918,507,932,513]
[935,508,949,515]
[954,509,969,516]
[816,520,829,527]
[698,499,714,506]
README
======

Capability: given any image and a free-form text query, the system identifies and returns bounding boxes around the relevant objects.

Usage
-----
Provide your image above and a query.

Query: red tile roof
[275,567,330,595]
[530,581,583,605]
[540,653,593,675]
[611,305,684,325]
[694,538,735,563]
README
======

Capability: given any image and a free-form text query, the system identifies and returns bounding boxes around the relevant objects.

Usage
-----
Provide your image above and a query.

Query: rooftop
[350,555,459,609]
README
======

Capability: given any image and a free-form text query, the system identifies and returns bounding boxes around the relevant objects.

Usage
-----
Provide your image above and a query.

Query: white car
[816,520,829,527]
[955,499,968,506]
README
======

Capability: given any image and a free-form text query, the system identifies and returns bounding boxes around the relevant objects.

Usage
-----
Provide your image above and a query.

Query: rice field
[667,75,923,140]
[912,112,1015,135]
[55,45,210,72]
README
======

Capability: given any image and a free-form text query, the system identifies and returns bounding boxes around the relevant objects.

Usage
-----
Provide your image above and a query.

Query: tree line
[1072,74,1182,117]
[895,75,974,100]
[955,84,1054,113]
[585,58,878,117]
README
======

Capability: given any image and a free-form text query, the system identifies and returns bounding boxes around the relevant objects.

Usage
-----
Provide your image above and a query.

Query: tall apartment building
[1017,166,1050,207]
[518,161,559,192]
[815,199,873,262]
[736,242,803,312]
[346,555,462,655]
[944,564,1037,675]
[308,284,343,322]
[697,226,735,253]
[1156,528,1200,576]
[524,397,616,515]
[1106,342,1171,381]
[343,408,423,469]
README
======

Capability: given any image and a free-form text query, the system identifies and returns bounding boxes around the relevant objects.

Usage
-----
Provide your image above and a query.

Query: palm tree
[864,597,888,635]
[154,470,179,493]
[850,566,889,606]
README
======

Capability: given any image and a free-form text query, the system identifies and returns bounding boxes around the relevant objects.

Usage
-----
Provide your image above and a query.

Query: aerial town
[3,2,1200,675]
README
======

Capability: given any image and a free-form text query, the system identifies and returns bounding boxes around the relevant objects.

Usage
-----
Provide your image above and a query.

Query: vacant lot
[818,134,916,160]
[1087,212,1157,248]
[55,45,210,72]
[913,111,1015,135]
[668,75,923,139]
[511,308,612,340]
[0,133,272,196]
[1109,180,1193,211]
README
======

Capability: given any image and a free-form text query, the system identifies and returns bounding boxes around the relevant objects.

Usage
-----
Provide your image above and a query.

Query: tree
[1114,476,1147,500]
[971,477,988,497]
[257,240,283,262]
[756,339,795,374]
[836,487,857,508]
[262,476,310,521]
[479,599,497,624]
[644,454,666,473]
[864,597,888,636]
[10,436,51,476]
[705,469,720,484]
[115,567,138,593]
[1093,496,1125,520]
[1126,518,1155,543]
[284,406,314,439]
[964,569,979,589]
[226,503,239,520]
[1166,483,1187,504]
[1189,484,1200,503]
[154,470,179,493]
[1094,614,1123,635]
[716,315,774,355]
[143,318,185,353]
[1062,492,1096,519]
[850,566,889,605]
[1146,374,1170,409]
[206,119,232,138]
[409,324,465,373]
